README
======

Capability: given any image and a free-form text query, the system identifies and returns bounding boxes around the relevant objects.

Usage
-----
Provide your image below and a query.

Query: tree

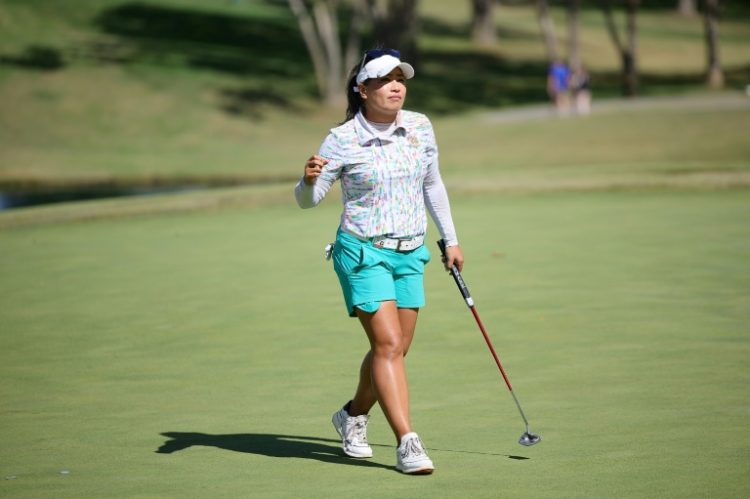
[536,1,583,68]
[470,0,496,46]
[368,0,420,64]
[537,0,560,62]
[288,0,420,105]
[287,0,369,105]
[600,0,640,96]
[567,0,581,71]
[678,0,697,17]
[703,0,724,88]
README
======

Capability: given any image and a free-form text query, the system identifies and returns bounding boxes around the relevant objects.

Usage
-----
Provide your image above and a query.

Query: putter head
[519,431,541,446]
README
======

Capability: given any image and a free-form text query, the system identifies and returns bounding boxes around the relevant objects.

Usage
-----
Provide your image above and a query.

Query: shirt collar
[354,110,407,145]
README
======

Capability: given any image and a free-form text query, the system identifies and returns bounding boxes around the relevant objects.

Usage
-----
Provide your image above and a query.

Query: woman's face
[360,67,407,122]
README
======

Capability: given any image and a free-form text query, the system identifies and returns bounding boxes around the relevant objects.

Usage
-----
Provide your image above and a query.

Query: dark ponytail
[342,61,364,124]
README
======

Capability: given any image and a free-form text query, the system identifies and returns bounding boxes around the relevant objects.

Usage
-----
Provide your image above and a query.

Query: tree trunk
[288,0,329,101]
[288,0,369,106]
[567,0,581,70]
[372,0,419,64]
[624,0,639,96]
[344,0,369,75]
[703,0,724,88]
[471,0,496,46]
[678,0,697,17]
[313,0,343,101]
[600,0,639,96]
[537,0,559,62]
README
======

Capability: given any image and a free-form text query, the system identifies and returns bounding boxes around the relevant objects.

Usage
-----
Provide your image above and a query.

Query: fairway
[1,189,748,498]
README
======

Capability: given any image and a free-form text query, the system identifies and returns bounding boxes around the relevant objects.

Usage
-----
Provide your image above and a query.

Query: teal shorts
[332,229,432,317]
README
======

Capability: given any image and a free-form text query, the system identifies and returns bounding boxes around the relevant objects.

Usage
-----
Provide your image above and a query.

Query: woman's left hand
[443,245,464,272]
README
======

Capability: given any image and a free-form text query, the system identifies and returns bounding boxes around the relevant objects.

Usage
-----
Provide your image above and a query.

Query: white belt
[371,234,424,252]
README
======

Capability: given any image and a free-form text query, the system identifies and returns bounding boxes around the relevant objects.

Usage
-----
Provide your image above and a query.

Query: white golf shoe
[332,404,373,458]
[396,432,434,474]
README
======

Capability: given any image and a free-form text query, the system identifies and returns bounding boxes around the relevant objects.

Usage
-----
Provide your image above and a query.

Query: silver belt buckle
[396,236,421,252]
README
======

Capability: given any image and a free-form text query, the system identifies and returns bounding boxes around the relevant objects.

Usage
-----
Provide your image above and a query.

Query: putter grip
[437,239,473,307]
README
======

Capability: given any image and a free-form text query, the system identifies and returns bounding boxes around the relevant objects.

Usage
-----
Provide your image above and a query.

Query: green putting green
[1,190,748,497]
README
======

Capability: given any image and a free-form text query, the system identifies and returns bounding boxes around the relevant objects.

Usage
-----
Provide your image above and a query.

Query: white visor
[355,54,415,85]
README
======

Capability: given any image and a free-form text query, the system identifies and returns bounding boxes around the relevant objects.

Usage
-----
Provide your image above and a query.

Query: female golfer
[294,48,463,474]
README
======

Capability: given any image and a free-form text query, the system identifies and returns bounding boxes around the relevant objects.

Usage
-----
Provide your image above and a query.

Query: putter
[437,240,541,447]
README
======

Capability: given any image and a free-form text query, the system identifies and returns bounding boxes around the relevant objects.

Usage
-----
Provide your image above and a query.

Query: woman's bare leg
[348,301,420,442]
[349,306,419,419]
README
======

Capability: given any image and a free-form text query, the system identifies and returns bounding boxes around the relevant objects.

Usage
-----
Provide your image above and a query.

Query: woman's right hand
[303,155,328,185]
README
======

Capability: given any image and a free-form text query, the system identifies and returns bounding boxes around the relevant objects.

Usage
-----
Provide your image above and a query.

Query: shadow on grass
[372,442,531,461]
[91,2,552,115]
[94,1,315,112]
[155,432,529,467]
[95,2,304,74]
[156,432,394,470]
[409,48,549,114]
[6,0,730,121]
[0,45,66,70]
[583,63,750,98]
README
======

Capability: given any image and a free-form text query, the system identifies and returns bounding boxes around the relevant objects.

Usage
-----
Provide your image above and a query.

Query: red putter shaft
[469,305,513,391]
[436,239,540,446]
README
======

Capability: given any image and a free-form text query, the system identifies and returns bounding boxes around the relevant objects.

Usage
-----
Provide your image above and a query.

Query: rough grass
[1,96,748,229]
[1,0,749,187]
[1,92,748,204]
[439,97,750,175]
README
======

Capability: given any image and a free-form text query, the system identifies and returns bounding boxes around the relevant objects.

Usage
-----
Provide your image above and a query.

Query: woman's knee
[371,331,404,359]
